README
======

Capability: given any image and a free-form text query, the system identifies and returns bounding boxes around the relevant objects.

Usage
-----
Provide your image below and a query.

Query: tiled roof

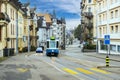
[37,13,52,23]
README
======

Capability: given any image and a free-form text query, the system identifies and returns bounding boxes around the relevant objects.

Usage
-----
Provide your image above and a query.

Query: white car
[36,47,43,53]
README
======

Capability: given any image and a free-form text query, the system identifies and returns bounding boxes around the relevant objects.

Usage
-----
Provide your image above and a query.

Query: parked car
[36,47,43,53]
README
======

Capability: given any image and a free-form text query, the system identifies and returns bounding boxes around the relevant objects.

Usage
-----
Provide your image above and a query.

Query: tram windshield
[49,40,56,48]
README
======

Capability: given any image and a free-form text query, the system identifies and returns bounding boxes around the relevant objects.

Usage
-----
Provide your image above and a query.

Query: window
[103,27,105,34]
[103,14,104,21]
[88,7,91,12]
[99,3,101,10]
[13,24,14,35]
[111,11,113,19]
[11,24,12,35]
[118,45,120,52]
[111,26,114,33]
[115,10,118,18]
[88,0,91,3]
[49,40,56,48]
[115,25,118,33]
[110,45,116,51]
[99,28,102,37]
[99,15,101,23]
[100,40,107,50]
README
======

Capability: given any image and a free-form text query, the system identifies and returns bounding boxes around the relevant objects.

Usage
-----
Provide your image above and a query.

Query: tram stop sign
[104,35,110,45]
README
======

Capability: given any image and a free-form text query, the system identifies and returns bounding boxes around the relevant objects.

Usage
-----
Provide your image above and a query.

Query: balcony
[84,12,93,19]
[87,22,93,30]
[0,12,10,26]
[81,20,85,24]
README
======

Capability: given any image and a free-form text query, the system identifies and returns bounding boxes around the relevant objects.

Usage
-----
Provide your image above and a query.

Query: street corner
[97,66,120,74]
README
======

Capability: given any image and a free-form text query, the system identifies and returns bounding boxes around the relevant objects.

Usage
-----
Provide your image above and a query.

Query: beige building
[97,0,120,54]
[0,1,39,56]
[0,0,10,57]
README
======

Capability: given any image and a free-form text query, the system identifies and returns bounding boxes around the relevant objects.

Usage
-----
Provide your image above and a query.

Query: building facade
[80,0,94,44]
[97,0,120,54]
[0,0,39,56]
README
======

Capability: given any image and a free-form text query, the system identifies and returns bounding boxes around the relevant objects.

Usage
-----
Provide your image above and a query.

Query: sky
[20,0,81,30]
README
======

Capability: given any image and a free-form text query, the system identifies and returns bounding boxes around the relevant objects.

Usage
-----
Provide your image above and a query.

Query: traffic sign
[104,35,110,45]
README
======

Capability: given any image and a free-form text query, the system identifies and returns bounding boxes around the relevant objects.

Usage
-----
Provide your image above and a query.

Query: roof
[30,7,36,13]
[37,13,52,23]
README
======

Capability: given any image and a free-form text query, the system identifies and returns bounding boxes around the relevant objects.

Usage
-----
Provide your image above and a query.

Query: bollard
[106,55,109,67]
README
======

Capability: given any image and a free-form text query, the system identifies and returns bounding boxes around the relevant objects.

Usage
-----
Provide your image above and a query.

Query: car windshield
[37,47,42,50]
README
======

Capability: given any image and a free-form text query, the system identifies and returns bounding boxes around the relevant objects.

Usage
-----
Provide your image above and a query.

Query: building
[0,0,10,57]
[96,0,120,54]
[0,0,39,56]
[80,0,94,45]
[37,13,52,48]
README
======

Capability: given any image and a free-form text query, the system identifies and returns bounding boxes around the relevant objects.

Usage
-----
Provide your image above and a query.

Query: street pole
[96,3,98,54]
[28,19,30,53]
[16,13,18,54]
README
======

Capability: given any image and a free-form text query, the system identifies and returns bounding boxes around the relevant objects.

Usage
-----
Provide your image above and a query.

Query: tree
[74,24,82,40]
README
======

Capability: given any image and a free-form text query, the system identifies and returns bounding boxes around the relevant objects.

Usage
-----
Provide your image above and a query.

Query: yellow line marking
[17,68,28,72]
[63,68,78,75]
[76,68,93,74]
[90,68,110,74]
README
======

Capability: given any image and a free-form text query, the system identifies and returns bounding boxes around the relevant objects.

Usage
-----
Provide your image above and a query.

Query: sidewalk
[84,52,120,62]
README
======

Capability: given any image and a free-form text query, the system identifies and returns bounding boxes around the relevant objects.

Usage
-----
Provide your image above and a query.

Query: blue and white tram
[46,37,59,57]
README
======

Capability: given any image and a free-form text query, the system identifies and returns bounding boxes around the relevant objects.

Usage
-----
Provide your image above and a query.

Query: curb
[97,66,120,68]
[86,54,120,62]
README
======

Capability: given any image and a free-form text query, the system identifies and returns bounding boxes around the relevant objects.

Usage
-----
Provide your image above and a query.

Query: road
[0,45,120,80]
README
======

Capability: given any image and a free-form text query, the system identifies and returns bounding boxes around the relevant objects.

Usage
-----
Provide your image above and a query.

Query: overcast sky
[20,0,81,30]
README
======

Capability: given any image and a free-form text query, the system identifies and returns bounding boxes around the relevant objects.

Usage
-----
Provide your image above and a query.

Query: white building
[37,13,52,48]
[96,0,120,54]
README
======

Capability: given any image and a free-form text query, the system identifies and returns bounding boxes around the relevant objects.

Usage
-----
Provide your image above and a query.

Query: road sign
[104,35,110,45]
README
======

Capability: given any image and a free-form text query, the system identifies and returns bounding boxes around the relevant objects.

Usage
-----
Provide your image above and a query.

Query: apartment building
[37,13,52,48]
[0,0,10,57]
[0,0,39,56]
[80,0,95,44]
[97,0,120,54]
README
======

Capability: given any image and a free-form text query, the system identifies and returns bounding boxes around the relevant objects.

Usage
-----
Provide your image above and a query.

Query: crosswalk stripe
[76,68,94,74]
[63,68,78,75]
[17,68,29,72]
[90,68,110,74]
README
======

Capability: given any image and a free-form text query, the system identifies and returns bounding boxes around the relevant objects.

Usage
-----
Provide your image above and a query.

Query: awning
[0,12,10,23]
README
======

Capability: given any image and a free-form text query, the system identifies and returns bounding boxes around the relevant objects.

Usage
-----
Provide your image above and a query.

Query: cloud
[66,19,80,30]
[20,0,81,29]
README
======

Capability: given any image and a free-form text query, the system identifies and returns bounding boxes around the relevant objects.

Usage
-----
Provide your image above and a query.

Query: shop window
[118,45,120,52]
[100,40,107,50]
[110,45,116,51]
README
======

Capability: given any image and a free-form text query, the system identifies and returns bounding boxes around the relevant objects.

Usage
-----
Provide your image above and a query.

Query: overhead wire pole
[94,0,98,53]
[28,19,30,53]
[16,10,18,54]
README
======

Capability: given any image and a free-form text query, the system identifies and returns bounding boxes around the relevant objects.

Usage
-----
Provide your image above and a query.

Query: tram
[46,36,59,57]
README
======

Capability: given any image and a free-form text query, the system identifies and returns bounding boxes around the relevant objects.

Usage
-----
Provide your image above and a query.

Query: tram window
[56,41,59,48]
[47,41,49,48]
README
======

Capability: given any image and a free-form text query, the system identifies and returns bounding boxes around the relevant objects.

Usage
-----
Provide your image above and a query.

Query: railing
[84,12,93,19]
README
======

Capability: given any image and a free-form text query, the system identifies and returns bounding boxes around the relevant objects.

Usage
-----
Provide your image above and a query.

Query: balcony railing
[84,12,93,19]
[0,12,10,26]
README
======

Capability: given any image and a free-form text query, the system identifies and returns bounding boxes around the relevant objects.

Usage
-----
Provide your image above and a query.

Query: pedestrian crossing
[62,67,110,75]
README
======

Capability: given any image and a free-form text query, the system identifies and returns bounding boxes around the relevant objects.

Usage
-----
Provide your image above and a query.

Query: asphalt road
[0,46,120,80]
